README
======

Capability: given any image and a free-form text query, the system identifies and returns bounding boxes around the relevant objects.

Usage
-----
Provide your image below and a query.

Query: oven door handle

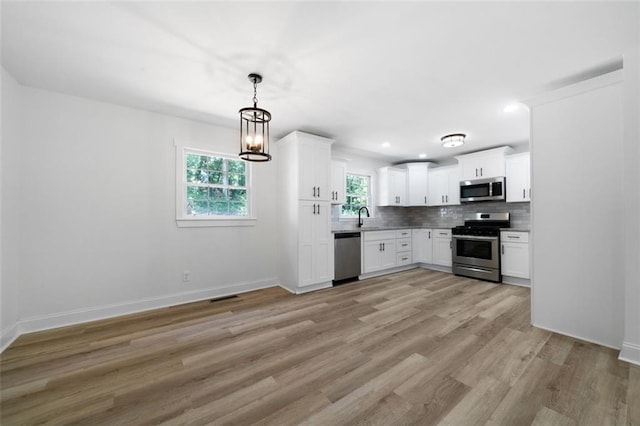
[453,235,497,241]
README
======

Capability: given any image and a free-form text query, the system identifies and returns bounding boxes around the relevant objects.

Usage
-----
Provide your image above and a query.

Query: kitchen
[1,1,638,424]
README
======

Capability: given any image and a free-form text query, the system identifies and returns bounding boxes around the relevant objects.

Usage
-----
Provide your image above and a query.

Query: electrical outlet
[182,270,191,282]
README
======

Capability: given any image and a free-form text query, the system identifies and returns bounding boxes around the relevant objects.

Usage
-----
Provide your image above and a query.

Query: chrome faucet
[358,206,370,227]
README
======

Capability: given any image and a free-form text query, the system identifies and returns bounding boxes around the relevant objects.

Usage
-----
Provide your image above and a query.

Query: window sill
[176,217,257,228]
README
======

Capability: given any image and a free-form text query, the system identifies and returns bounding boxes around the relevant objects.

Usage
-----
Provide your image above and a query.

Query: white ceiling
[2,2,638,162]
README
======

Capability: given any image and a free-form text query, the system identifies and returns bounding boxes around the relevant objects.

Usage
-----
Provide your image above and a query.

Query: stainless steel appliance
[460,177,506,203]
[452,213,510,282]
[334,232,361,283]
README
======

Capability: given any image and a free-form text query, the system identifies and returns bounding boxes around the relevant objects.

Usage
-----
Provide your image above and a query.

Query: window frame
[175,145,256,228]
[340,172,373,219]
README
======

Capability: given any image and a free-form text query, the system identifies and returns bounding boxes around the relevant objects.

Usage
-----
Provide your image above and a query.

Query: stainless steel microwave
[460,176,506,203]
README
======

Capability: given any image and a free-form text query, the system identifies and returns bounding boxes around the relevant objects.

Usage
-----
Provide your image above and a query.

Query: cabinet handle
[383,242,385,251]
[529,188,531,198]
[424,196,427,204]
[475,168,478,177]
[317,187,320,198]
[313,186,317,197]
[402,257,408,261]
[428,231,431,239]
[507,235,520,239]
[480,167,483,176]
[313,204,316,215]
[502,244,504,255]
[441,195,444,203]
[523,188,525,199]
[317,204,320,214]
[379,243,382,251]
[445,195,448,203]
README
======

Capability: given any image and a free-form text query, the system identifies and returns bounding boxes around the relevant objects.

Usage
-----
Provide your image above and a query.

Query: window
[176,146,255,227]
[341,173,371,217]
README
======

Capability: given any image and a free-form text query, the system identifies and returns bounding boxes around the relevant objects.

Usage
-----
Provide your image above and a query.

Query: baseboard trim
[14,278,279,339]
[501,276,531,287]
[0,323,19,354]
[280,281,333,295]
[532,322,621,351]
[359,264,417,280]
[619,342,640,366]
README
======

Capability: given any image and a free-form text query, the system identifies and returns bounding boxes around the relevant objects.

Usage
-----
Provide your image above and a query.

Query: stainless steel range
[452,212,510,283]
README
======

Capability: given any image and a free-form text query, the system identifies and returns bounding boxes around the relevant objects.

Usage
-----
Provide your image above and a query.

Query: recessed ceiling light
[503,103,520,113]
[419,153,427,159]
[381,142,390,148]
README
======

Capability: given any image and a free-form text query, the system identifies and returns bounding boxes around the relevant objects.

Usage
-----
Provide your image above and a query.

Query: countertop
[333,226,530,233]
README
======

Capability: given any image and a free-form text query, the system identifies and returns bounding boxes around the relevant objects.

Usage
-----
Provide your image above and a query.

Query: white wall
[1,68,23,349]
[621,47,640,364]
[529,71,625,349]
[1,75,279,343]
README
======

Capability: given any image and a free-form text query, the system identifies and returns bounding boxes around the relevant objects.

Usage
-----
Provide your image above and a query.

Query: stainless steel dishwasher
[334,232,361,283]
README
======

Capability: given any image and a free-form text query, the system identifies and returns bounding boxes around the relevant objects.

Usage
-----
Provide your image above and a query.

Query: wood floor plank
[1,269,636,425]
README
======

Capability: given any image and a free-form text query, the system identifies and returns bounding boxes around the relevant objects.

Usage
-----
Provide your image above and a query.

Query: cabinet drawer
[363,230,396,242]
[396,229,412,238]
[434,229,452,238]
[501,231,529,243]
[397,253,413,265]
[396,238,412,252]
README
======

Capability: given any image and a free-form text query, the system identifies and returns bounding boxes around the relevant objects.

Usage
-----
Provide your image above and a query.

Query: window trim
[340,172,373,219]
[175,143,256,228]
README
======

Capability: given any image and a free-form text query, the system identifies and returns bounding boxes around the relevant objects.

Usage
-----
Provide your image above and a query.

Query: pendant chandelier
[239,73,272,162]
[441,133,466,148]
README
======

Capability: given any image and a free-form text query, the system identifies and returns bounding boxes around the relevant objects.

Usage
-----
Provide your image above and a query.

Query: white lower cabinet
[433,229,452,267]
[412,229,433,264]
[298,201,332,287]
[363,231,397,273]
[396,229,413,266]
[501,231,530,279]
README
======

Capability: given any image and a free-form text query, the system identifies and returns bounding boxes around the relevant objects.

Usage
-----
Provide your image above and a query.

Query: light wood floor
[1,269,638,425]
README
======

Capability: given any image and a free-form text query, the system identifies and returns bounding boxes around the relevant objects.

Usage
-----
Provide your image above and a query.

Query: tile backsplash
[332,201,530,230]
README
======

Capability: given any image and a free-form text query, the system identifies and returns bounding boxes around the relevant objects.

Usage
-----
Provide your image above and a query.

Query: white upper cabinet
[506,152,531,202]
[377,167,407,206]
[455,146,513,181]
[295,133,332,201]
[404,163,432,206]
[428,165,459,206]
[330,160,347,204]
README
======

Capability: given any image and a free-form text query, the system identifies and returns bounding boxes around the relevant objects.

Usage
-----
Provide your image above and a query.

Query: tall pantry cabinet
[277,131,334,293]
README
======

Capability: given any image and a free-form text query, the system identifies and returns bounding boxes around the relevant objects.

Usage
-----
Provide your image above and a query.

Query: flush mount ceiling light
[441,133,466,148]
[239,73,271,162]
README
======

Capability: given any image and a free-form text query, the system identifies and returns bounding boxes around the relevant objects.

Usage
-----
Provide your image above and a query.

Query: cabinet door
[330,160,347,204]
[406,164,429,206]
[433,237,452,267]
[506,154,530,202]
[298,201,331,287]
[314,142,331,202]
[298,139,331,201]
[445,167,460,205]
[480,155,506,178]
[298,201,315,286]
[391,169,407,206]
[313,202,332,283]
[412,229,433,263]
[363,241,384,273]
[428,170,447,206]
[380,240,397,269]
[501,242,530,278]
